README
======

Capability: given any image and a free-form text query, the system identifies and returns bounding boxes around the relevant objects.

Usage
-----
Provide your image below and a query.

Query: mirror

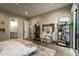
[42,24,54,34]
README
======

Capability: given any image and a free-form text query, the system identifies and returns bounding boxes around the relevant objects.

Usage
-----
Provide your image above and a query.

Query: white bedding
[0,40,37,56]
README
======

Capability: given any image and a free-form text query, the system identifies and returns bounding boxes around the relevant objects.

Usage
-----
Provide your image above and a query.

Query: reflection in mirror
[42,24,54,34]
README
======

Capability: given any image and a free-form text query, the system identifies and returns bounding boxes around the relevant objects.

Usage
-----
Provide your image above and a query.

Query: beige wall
[0,10,29,41]
[30,5,72,41]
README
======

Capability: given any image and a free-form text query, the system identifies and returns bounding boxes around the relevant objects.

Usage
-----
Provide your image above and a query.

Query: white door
[24,20,29,39]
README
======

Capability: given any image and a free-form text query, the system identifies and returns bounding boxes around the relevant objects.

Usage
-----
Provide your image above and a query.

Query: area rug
[30,45,56,56]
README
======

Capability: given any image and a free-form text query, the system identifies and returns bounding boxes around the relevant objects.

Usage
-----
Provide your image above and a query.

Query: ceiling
[0,3,71,17]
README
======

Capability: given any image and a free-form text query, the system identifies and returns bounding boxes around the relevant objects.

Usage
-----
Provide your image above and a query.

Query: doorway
[10,18,18,39]
[23,20,29,39]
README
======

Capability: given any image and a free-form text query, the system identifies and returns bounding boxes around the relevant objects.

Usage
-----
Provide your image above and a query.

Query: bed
[0,39,37,56]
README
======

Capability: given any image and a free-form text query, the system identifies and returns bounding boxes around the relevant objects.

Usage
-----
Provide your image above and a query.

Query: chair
[46,34,52,44]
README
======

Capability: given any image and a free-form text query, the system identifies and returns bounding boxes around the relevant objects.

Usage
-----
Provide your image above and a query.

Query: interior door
[24,20,29,39]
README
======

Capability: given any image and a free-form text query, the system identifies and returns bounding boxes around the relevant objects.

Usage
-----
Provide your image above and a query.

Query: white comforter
[0,40,37,56]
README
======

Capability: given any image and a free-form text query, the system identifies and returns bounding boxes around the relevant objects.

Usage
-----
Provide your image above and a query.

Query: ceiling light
[25,12,28,15]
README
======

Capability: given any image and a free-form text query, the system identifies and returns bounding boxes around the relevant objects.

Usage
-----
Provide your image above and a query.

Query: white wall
[30,5,72,41]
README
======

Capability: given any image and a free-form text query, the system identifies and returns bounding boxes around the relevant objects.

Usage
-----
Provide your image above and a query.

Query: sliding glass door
[72,4,79,54]
[77,5,79,52]
[75,8,78,50]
